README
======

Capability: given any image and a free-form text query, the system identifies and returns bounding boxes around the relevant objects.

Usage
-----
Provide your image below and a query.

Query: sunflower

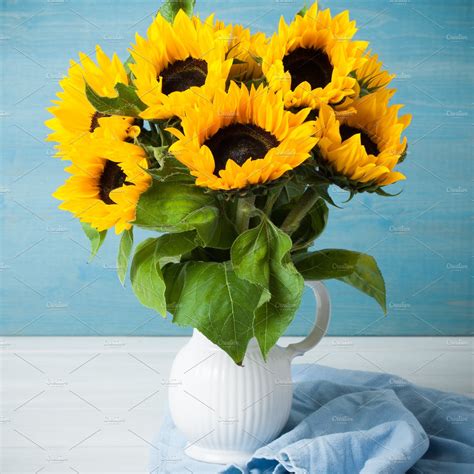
[167,82,318,190]
[53,118,150,234]
[211,19,267,81]
[260,2,368,110]
[354,50,394,96]
[46,45,131,157]
[315,89,411,191]
[130,11,232,121]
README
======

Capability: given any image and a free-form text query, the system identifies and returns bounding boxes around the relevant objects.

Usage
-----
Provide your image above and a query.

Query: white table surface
[1,336,472,473]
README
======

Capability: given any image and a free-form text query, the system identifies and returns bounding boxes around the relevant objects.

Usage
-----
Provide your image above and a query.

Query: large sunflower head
[53,118,150,234]
[261,2,367,110]
[167,82,318,191]
[315,89,411,192]
[210,19,267,81]
[130,11,232,121]
[46,46,131,157]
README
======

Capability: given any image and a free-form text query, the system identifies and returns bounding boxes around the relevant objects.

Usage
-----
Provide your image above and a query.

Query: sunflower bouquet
[47,1,411,364]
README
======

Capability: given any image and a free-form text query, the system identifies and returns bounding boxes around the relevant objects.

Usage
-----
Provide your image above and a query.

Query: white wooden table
[1,337,472,473]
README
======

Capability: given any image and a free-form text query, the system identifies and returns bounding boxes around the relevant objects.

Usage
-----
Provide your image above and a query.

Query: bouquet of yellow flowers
[47,1,411,364]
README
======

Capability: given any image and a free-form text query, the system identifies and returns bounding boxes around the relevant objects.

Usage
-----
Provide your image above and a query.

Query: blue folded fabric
[150,364,474,473]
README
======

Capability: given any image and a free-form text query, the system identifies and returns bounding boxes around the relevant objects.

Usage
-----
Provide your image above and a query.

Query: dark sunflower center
[90,111,110,133]
[160,57,208,95]
[340,125,379,156]
[283,47,333,90]
[204,123,279,176]
[99,160,131,205]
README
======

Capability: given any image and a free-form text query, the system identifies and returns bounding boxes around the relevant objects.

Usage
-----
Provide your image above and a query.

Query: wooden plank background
[0,0,472,336]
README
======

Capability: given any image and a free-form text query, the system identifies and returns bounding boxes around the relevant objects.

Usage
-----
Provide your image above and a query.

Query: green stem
[235,195,256,234]
[291,240,313,253]
[280,187,319,236]
[263,187,282,216]
[157,123,169,146]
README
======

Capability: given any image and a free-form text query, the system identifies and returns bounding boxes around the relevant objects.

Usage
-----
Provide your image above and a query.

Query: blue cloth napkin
[150,364,474,473]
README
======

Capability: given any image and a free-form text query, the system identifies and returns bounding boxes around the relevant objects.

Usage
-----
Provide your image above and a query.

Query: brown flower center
[339,125,379,156]
[99,160,131,205]
[160,57,208,95]
[283,47,333,90]
[205,123,279,176]
[89,111,110,133]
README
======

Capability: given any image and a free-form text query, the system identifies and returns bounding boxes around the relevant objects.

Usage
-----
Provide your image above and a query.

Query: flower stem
[280,187,319,236]
[235,195,256,234]
[263,187,283,216]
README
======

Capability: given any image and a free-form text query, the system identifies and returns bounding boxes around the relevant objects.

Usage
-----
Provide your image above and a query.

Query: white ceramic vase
[168,280,331,465]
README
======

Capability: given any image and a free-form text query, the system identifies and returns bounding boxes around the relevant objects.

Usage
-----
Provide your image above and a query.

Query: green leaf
[81,222,106,261]
[135,126,178,168]
[134,181,216,233]
[85,82,146,117]
[159,0,196,22]
[296,4,308,16]
[293,159,341,208]
[275,181,307,208]
[141,145,169,167]
[123,53,134,76]
[117,228,133,285]
[147,155,194,184]
[231,217,304,359]
[163,261,263,364]
[292,198,328,247]
[130,238,166,316]
[375,187,403,198]
[307,198,328,240]
[130,232,198,317]
[273,196,328,249]
[398,145,408,164]
[134,181,235,248]
[314,184,340,208]
[206,210,238,250]
[293,249,386,313]
[155,231,199,266]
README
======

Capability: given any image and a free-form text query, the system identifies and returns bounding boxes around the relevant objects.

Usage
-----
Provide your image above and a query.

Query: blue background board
[0,0,472,337]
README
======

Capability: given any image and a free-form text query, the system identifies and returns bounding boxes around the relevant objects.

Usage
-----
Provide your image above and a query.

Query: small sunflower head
[353,50,394,97]
[315,89,411,193]
[166,82,319,191]
[206,18,267,81]
[52,118,150,234]
[45,45,131,157]
[261,2,368,110]
[129,10,232,120]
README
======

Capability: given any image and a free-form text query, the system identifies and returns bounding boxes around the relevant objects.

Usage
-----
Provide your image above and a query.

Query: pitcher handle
[285,280,331,359]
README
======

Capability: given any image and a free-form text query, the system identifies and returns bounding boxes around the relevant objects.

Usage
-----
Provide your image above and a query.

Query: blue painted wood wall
[0,0,472,337]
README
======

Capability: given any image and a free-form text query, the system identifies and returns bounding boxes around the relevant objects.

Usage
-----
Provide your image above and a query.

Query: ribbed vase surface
[168,281,331,465]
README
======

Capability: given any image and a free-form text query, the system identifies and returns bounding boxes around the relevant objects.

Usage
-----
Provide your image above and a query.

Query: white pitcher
[168,280,331,465]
